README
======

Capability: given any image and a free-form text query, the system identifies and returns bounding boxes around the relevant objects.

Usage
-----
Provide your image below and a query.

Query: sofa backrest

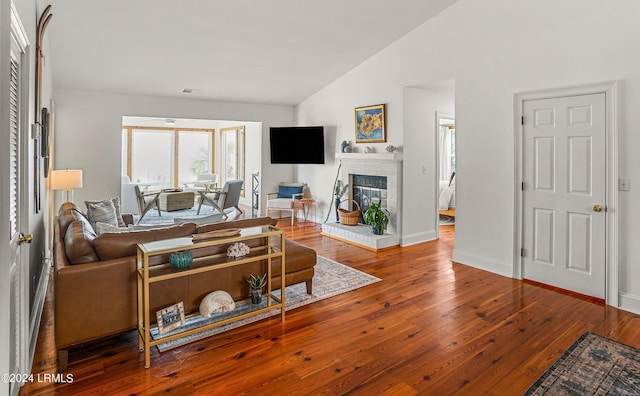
[58,204,100,264]
[196,216,276,234]
[93,222,197,260]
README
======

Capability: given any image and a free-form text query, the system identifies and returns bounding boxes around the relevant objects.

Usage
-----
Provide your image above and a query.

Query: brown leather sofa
[53,202,316,371]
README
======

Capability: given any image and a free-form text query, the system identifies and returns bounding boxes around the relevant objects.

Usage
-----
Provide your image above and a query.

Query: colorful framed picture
[156,301,185,334]
[355,104,386,143]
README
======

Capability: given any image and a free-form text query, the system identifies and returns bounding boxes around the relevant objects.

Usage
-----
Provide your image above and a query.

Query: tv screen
[270,126,325,164]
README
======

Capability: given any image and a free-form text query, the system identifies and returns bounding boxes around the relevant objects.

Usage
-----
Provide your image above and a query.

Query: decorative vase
[340,140,350,153]
[371,225,384,235]
[250,288,263,304]
[169,250,192,268]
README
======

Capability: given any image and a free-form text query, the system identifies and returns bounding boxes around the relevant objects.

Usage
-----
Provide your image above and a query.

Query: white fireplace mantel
[335,152,403,162]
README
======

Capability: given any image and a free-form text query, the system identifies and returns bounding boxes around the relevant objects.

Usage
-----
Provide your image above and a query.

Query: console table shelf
[136,225,285,368]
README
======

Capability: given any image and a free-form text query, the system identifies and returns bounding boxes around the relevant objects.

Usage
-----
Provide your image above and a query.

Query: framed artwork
[355,104,386,143]
[156,301,185,335]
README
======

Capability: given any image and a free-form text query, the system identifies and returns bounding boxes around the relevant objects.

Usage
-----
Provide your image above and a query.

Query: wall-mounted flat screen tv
[270,126,325,164]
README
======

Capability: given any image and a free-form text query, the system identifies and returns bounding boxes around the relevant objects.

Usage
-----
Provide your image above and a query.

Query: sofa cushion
[267,198,296,209]
[59,201,83,216]
[64,220,100,264]
[93,223,197,260]
[59,207,90,237]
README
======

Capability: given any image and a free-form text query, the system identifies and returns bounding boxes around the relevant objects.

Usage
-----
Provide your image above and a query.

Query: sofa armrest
[55,256,137,348]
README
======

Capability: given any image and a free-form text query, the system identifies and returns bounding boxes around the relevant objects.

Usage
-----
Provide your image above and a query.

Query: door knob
[19,233,33,244]
[593,205,603,213]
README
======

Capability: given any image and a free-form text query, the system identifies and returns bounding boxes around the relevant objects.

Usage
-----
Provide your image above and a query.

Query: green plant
[363,201,389,235]
[334,180,349,199]
[247,273,267,289]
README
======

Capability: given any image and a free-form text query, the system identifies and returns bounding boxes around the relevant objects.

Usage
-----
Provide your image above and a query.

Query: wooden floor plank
[20,220,639,395]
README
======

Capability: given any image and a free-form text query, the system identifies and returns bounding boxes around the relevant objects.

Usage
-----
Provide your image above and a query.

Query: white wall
[53,89,295,214]
[296,0,640,313]
[402,87,454,246]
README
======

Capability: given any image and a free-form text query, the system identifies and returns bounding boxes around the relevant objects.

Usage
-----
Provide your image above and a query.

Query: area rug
[524,332,640,395]
[152,256,381,352]
[133,206,235,225]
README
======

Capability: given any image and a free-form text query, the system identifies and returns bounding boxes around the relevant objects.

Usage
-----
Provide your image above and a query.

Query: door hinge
[521,182,525,191]
[521,247,526,257]
[521,116,525,125]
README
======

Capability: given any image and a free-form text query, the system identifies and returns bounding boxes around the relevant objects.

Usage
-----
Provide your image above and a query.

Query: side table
[298,198,316,223]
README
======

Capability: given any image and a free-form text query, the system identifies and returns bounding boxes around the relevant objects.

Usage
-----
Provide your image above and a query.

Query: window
[122,126,215,188]
[220,126,245,195]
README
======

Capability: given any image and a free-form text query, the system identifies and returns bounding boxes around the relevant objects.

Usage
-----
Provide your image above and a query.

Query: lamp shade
[50,169,83,190]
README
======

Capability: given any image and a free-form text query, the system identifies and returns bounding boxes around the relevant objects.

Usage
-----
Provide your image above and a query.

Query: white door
[8,11,31,394]
[522,93,606,298]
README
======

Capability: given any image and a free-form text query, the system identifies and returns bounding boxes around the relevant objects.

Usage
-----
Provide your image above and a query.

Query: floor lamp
[50,169,83,203]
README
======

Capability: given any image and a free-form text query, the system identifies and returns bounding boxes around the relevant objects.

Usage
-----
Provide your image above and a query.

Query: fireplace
[351,174,387,224]
[322,152,402,250]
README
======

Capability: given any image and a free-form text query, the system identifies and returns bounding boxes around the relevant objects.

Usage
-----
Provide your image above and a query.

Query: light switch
[619,178,631,191]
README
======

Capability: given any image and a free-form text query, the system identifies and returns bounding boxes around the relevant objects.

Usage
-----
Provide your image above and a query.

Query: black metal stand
[251,172,260,216]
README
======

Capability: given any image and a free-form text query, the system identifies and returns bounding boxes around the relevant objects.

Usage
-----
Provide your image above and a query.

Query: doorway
[515,82,619,303]
[436,113,456,228]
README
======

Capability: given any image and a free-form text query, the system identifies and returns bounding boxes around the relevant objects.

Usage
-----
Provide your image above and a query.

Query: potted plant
[363,201,389,235]
[247,273,267,304]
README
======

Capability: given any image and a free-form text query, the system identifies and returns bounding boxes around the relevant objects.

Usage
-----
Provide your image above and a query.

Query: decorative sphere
[169,250,192,268]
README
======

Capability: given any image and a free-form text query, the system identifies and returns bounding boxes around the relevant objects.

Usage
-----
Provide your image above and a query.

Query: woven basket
[338,199,361,226]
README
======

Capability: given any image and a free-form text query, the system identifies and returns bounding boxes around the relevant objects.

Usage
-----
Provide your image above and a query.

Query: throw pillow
[85,197,125,227]
[277,185,304,199]
[85,199,118,230]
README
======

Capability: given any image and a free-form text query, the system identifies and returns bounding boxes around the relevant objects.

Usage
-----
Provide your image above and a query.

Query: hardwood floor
[21,220,639,395]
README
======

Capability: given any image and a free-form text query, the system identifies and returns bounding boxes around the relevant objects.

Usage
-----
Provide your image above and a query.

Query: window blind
[9,57,19,237]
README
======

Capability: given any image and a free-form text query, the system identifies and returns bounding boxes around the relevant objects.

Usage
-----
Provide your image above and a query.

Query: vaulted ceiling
[47,0,458,106]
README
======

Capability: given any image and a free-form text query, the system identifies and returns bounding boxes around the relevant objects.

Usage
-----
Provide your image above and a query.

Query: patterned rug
[153,256,381,351]
[524,332,640,395]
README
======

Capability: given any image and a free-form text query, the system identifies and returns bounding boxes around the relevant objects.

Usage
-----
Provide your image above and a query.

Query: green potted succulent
[363,201,389,235]
[247,273,268,304]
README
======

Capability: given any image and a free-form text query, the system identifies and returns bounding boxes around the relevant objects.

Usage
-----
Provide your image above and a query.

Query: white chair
[184,173,219,192]
[196,179,244,217]
[120,175,139,215]
[266,182,311,226]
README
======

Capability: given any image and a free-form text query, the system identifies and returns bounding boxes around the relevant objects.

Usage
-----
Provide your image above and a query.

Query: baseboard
[400,230,437,247]
[27,263,50,373]
[618,292,640,315]
[451,250,513,278]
